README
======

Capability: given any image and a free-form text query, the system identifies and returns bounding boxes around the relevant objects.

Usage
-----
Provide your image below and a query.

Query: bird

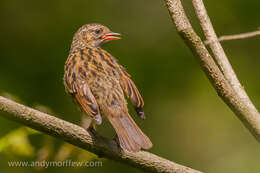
[63,23,152,152]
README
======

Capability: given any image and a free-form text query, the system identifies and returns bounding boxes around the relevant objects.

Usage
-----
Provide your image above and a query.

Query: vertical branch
[191,0,258,110]
[163,0,260,142]
[191,0,260,139]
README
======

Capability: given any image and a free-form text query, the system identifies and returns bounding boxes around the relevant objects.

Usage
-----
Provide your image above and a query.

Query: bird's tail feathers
[107,113,152,152]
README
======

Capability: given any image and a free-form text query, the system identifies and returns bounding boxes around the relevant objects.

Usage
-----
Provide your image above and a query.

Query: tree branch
[191,0,258,107]
[204,30,260,44]
[163,0,260,142]
[0,96,202,173]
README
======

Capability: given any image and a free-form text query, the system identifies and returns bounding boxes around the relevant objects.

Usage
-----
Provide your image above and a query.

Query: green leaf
[0,127,39,157]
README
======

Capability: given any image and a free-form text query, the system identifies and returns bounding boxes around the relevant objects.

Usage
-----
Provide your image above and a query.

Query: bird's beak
[101,32,121,40]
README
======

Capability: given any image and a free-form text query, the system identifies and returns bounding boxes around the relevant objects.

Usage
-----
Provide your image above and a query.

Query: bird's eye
[95,29,101,34]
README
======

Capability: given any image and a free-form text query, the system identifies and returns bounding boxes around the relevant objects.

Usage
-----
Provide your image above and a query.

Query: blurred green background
[0,0,260,172]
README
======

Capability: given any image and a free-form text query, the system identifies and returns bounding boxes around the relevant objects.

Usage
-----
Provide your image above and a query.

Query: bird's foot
[86,126,98,137]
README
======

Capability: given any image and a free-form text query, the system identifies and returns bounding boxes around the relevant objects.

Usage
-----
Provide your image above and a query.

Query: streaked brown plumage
[63,23,152,152]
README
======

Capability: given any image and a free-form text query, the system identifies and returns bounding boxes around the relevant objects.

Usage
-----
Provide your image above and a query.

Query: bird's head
[72,23,121,48]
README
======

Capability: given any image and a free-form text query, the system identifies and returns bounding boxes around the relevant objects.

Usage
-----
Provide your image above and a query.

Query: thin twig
[205,30,260,44]
[163,0,260,142]
[0,96,202,173]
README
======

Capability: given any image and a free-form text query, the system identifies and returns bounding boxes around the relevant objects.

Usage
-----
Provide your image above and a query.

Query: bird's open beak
[101,32,121,40]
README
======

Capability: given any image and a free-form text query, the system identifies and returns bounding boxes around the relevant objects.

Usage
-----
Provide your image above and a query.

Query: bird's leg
[88,114,102,136]
[81,116,98,136]
[87,120,98,136]
[80,116,92,129]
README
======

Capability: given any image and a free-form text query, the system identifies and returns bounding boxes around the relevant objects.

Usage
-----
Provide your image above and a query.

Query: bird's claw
[87,126,98,137]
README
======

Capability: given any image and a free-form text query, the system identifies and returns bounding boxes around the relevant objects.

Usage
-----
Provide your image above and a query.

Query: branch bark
[163,0,260,141]
[0,96,201,173]
[191,0,260,141]
[191,0,257,106]
[205,30,260,44]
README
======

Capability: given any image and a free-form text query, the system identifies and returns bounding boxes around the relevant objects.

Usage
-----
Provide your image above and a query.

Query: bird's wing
[64,56,101,124]
[75,82,100,116]
[119,67,145,119]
